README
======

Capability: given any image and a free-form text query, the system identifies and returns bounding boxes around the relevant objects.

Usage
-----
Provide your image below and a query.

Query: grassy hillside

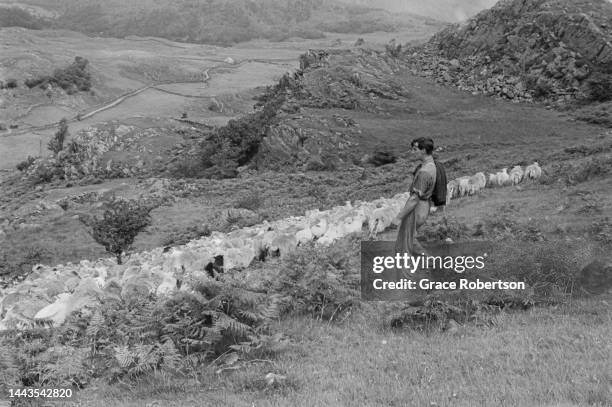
[338,0,498,22]
[0,48,610,405]
[0,0,440,45]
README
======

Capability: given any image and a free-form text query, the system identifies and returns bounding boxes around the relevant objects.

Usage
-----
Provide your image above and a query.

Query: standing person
[394,137,437,257]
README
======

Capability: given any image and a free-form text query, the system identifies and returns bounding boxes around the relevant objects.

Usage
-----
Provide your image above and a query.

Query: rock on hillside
[405,0,612,104]
[254,49,410,170]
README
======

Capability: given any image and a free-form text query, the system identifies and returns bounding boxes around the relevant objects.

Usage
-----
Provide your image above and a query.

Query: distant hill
[0,0,442,45]
[337,0,498,22]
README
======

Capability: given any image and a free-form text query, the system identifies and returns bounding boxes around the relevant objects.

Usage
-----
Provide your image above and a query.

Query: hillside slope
[403,0,612,106]
[0,0,441,45]
[338,0,498,22]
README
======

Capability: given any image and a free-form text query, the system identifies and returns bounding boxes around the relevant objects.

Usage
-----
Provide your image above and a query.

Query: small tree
[48,118,69,155]
[82,197,154,264]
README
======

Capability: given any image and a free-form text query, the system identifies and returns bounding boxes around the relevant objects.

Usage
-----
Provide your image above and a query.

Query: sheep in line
[488,173,498,187]
[509,165,524,185]
[468,172,486,194]
[446,162,542,204]
[496,168,510,186]
[456,176,471,197]
[446,179,458,204]
[525,162,542,180]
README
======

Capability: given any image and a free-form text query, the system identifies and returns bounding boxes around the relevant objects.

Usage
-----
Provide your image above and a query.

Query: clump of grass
[474,214,545,242]
[485,240,599,298]
[567,156,612,184]
[421,216,469,241]
[369,150,396,167]
[168,158,207,178]
[16,156,37,172]
[24,56,91,94]
[234,192,263,211]
[0,244,52,278]
[161,224,211,247]
[588,217,612,245]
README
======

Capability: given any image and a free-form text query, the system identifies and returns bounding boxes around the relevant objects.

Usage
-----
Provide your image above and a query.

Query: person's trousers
[395,199,431,258]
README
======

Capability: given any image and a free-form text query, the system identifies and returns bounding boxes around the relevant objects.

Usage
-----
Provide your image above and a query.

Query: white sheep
[509,165,524,185]
[368,206,396,236]
[446,180,458,204]
[488,173,498,188]
[525,162,542,180]
[456,176,471,197]
[496,168,510,186]
[469,172,486,194]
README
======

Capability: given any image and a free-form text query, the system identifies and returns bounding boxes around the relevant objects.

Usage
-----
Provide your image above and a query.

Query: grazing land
[0,1,611,406]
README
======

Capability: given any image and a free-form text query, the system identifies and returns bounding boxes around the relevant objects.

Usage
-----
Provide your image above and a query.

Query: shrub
[532,79,554,99]
[385,40,402,58]
[369,150,396,167]
[234,192,263,211]
[0,245,51,278]
[24,77,45,89]
[48,118,69,155]
[270,239,360,321]
[589,217,612,245]
[24,57,91,94]
[0,7,45,30]
[5,78,18,89]
[421,216,469,241]
[168,158,207,178]
[586,71,612,102]
[80,197,154,264]
[0,278,286,388]
[31,163,60,184]
[486,240,598,298]
[161,224,211,247]
[16,156,37,172]
[567,156,612,184]
[202,90,284,171]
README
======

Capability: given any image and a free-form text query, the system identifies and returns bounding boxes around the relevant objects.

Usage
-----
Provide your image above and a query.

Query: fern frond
[41,347,88,386]
[260,295,282,320]
[214,314,252,337]
[133,344,157,369]
[86,310,104,337]
[238,310,261,323]
[0,345,19,385]
[159,340,182,371]
[114,345,134,369]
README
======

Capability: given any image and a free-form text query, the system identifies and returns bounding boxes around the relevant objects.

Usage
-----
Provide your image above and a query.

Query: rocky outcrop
[255,121,358,171]
[20,123,181,183]
[405,0,612,104]
[254,49,409,170]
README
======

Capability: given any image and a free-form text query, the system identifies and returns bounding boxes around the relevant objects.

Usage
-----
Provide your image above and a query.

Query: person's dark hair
[411,137,434,155]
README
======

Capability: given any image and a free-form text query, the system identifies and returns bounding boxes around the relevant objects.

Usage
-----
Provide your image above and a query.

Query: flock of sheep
[446,162,542,203]
[0,160,546,329]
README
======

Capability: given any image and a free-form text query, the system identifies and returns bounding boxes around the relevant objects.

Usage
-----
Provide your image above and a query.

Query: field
[0,13,611,407]
[69,299,611,406]
[0,25,440,169]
